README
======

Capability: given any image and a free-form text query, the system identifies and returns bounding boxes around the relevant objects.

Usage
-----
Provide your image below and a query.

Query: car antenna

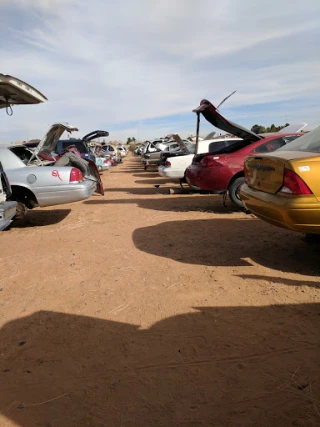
[216,90,236,111]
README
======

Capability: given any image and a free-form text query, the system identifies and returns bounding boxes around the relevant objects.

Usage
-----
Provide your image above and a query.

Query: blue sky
[1,0,319,142]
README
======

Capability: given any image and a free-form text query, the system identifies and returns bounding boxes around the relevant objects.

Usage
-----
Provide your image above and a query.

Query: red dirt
[0,155,319,427]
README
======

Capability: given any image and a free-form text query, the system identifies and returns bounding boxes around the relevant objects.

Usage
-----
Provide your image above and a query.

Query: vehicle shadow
[132,172,159,178]
[10,209,71,229]
[235,274,320,289]
[85,196,243,214]
[132,218,320,276]
[0,305,319,427]
[134,179,172,185]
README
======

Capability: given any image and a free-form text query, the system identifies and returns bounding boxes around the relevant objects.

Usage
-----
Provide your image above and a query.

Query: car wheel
[14,201,28,220]
[229,177,245,208]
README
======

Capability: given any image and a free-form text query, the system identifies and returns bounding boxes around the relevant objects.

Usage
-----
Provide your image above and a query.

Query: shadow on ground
[10,209,71,229]
[132,218,320,276]
[236,274,320,289]
[0,305,319,426]
[85,195,242,214]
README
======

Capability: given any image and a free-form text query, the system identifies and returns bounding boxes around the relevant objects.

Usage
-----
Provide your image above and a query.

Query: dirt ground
[0,154,319,427]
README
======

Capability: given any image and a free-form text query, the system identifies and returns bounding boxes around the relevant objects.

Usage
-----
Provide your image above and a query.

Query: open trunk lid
[83,130,109,142]
[28,122,78,164]
[193,99,263,142]
[86,159,104,195]
[0,74,47,109]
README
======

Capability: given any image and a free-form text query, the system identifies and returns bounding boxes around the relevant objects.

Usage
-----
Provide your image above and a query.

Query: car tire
[229,177,245,208]
[14,201,28,220]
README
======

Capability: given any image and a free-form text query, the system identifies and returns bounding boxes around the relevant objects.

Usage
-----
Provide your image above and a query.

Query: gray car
[142,140,181,170]
[1,122,104,218]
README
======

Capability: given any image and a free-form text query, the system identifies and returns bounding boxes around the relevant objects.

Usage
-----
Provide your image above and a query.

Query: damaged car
[185,99,303,207]
[0,73,48,229]
[142,139,181,170]
[2,122,104,218]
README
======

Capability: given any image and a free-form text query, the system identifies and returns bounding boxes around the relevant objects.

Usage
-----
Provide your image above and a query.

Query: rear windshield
[252,135,300,153]
[279,128,320,153]
[62,140,87,154]
[208,139,241,153]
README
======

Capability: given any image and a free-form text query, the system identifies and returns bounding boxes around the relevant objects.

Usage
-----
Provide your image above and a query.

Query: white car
[158,136,242,182]
[117,146,128,157]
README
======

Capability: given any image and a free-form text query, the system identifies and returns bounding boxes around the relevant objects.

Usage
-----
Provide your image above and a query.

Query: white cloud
[1,0,320,141]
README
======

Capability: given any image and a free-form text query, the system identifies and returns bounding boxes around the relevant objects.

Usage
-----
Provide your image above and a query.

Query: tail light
[70,168,83,182]
[165,160,171,167]
[279,169,312,195]
[103,159,108,164]
[200,156,221,167]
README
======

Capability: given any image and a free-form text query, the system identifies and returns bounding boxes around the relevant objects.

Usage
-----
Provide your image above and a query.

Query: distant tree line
[127,137,136,144]
[251,123,290,134]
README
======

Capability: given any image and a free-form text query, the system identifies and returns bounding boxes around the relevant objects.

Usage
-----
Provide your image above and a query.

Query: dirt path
[0,155,319,427]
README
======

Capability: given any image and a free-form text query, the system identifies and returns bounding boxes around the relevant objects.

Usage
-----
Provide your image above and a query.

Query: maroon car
[186,99,303,207]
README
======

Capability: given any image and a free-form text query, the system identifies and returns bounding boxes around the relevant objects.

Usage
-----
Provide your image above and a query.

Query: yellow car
[240,127,320,235]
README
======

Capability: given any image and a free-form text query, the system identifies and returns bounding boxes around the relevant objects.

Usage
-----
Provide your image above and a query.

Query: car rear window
[278,127,320,153]
[252,136,300,153]
[208,139,240,153]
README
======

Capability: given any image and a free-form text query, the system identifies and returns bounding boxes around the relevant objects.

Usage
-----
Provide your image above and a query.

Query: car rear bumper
[0,201,17,231]
[97,164,110,171]
[35,180,96,207]
[185,165,226,191]
[240,184,320,233]
[158,166,183,180]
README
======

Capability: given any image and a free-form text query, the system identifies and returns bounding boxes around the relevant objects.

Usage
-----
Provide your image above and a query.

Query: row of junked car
[0,74,127,231]
[136,99,320,236]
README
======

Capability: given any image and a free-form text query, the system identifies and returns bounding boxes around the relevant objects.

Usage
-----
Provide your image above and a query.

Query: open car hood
[83,130,109,142]
[193,99,262,142]
[28,122,78,164]
[0,74,47,109]
[172,134,190,152]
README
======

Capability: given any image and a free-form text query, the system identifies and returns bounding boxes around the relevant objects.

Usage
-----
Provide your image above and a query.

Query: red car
[186,99,303,207]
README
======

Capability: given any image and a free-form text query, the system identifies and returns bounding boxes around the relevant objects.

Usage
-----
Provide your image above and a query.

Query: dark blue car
[57,130,109,162]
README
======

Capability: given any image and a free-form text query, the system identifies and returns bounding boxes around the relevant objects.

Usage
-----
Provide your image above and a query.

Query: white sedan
[159,136,242,182]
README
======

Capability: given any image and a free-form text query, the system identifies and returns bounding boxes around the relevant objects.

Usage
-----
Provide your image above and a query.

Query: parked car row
[0,74,126,230]
[136,98,319,236]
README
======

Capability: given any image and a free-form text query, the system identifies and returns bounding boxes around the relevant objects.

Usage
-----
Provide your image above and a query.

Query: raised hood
[0,74,47,109]
[193,99,262,142]
[172,134,189,152]
[28,122,78,164]
[83,130,109,142]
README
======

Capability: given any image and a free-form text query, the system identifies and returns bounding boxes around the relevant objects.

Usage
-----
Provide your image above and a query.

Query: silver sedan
[0,147,102,218]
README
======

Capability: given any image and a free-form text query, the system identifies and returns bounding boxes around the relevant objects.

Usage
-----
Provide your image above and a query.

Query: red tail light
[280,169,312,195]
[200,156,221,167]
[165,160,171,167]
[70,168,83,182]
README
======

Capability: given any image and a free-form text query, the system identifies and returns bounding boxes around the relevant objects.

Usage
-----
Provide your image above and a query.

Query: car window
[279,128,320,153]
[252,135,300,153]
[252,137,286,153]
[3,148,26,169]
